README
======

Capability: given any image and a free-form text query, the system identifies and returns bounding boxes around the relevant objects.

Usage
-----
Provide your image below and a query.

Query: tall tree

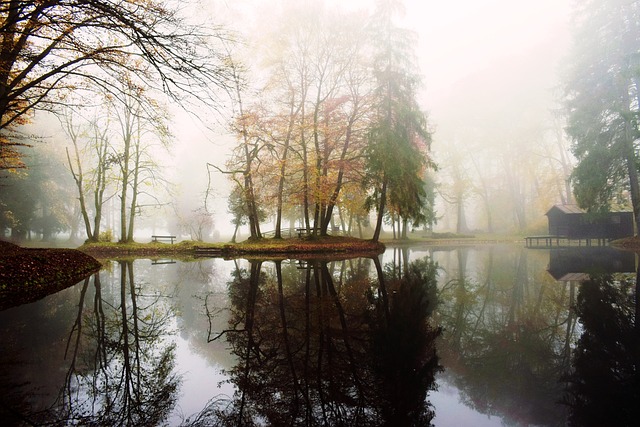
[63,111,112,243]
[228,56,263,241]
[563,0,640,232]
[110,82,170,243]
[365,0,433,242]
[227,3,373,240]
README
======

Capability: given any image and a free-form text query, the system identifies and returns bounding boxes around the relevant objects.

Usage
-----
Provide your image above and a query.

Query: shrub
[99,229,113,242]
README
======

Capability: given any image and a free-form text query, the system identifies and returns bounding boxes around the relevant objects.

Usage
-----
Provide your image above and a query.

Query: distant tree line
[7,0,640,242]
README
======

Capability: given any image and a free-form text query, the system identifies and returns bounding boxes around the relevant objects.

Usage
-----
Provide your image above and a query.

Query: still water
[1,244,638,426]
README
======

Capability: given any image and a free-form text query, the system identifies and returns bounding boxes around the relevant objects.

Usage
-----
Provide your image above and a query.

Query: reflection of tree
[369,256,441,425]
[563,273,640,427]
[51,260,179,425]
[436,247,576,425]
[187,256,440,426]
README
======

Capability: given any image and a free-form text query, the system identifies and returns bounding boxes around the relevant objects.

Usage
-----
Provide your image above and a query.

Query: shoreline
[1,236,385,310]
[9,234,633,311]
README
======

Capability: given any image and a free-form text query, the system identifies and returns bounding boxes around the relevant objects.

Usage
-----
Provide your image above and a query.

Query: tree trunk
[311,87,323,238]
[372,177,388,242]
[456,194,469,234]
[231,223,239,243]
[401,217,408,239]
[624,129,640,234]
[66,146,95,241]
[119,129,131,243]
[274,97,298,239]
[320,117,355,236]
[127,141,141,242]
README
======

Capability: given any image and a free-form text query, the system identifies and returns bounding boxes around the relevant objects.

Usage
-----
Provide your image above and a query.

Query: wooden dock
[194,246,224,257]
[525,235,609,248]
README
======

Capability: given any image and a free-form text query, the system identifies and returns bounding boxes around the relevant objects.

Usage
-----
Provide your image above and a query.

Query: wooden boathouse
[525,204,634,248]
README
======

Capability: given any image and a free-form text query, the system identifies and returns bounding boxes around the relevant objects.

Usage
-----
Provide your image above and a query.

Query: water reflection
[434,245,576,425]
[563,272,640,427]
[432,245,638,426]
[0,260,179,425]
[1,246,638,426]
[187,256,441,426]
[547,247,635,282]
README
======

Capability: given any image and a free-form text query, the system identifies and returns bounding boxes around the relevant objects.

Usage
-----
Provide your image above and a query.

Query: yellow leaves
[0,133,30,172]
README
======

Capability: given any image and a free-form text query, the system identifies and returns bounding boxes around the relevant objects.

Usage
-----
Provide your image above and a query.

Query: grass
[228,235,385,255]
[380,231,526,245]
[78,232,527,258]
[609,235,640,251]
[79,239,217,256]
[78,235,385,258]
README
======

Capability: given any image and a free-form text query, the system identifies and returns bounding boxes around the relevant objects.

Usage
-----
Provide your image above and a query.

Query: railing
[260,227,346,238]
[525,235,610,248]
[151,235,176,244]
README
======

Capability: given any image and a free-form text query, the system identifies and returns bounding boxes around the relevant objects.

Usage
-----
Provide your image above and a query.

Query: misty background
[3,0,574,242]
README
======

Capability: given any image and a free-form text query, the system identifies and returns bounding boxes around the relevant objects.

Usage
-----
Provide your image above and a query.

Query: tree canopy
[220,0,435,242]
[0,0,233,171]
[365,0,433,241]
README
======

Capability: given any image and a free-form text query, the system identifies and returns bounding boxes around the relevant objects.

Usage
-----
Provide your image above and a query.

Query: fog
[3,0,574,242]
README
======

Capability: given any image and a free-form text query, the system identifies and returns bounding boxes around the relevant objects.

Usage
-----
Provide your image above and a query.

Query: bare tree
[63,111,112,242]
[109,81,170,243]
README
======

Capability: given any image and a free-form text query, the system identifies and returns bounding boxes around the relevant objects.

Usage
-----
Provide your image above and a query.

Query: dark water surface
[1,244,638,426]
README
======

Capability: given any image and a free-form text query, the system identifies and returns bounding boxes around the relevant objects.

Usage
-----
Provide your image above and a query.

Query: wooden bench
[295,227,321,238]
[152,235,176,244]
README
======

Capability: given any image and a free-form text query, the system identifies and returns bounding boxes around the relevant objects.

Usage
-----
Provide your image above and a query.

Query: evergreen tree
[365,0,434,242]
[563,0,640,232]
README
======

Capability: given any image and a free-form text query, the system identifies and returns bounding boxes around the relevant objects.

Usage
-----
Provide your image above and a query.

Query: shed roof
[545,204,585,215]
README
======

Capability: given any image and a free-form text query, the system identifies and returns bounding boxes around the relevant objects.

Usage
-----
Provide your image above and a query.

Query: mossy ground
[78,239,213,258]
[226,235,385,255]
[78,235,385,258]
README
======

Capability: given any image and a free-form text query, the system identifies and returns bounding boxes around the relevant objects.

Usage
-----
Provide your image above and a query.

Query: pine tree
[365,0,434,242]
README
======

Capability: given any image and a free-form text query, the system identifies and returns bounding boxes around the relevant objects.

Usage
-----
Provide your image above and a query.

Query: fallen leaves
[0,241,102,310]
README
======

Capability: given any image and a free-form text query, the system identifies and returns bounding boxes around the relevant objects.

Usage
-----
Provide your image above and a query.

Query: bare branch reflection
[51,261,180,425]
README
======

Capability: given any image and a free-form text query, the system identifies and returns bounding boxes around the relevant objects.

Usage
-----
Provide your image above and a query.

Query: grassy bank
[79,240,214,258]
[609,236,640,251]
[79,235,385,258]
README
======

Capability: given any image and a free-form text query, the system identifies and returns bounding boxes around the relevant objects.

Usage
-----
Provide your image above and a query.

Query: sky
[211,0,572,105]
[403,0,572,109]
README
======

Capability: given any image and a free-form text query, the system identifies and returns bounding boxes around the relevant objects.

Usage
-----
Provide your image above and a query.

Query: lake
[1,244,638,426]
